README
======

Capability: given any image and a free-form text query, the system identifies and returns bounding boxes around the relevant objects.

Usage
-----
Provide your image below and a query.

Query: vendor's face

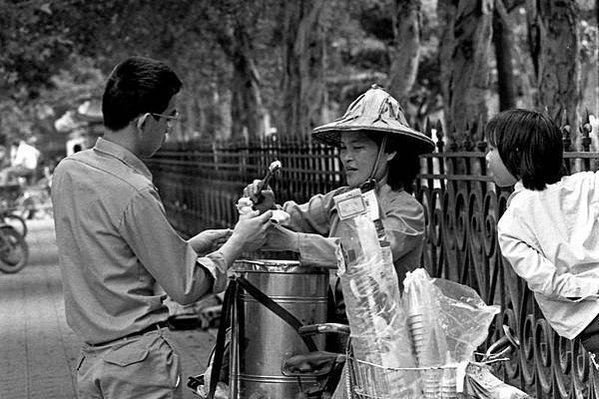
[339,131,383,188]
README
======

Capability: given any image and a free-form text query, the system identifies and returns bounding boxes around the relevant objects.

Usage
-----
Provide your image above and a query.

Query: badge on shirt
[334,188,367,220]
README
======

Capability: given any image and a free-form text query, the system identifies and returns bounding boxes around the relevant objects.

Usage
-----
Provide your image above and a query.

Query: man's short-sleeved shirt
[52,137,227,344]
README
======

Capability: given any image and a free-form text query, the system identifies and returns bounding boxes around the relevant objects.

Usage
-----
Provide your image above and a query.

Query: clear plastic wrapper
[404,268,501,398]
[334,188,420,398]
[432,277,500,364]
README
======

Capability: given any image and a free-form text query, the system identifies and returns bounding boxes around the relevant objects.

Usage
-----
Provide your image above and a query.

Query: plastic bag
[403,268,500,398]
[432,278,500,363]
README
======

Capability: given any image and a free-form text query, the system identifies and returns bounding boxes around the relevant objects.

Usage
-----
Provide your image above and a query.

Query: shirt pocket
[102,340,149,367]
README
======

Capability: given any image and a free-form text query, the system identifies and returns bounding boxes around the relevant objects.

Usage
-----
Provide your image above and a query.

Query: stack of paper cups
[408,312,439,398]
[408,313,426,363]
[384,366,407,398]
[422,371,440,399]
[439,367,457,399]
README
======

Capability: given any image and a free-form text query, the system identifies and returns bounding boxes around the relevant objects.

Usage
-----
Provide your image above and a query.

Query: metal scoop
[257,160,281,192]
[252,160,281,209]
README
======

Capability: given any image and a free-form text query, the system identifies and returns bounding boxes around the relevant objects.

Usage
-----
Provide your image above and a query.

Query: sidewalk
[0,218,216,399]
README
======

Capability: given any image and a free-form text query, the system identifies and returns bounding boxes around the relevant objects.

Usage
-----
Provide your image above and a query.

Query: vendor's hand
[242,179,275,214]
[262,224,300,252]
[188,229,233,254]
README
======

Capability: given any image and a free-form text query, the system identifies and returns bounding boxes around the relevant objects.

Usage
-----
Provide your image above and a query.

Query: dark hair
[485,109,563,191]
[102,56,182,131]
[367,132,420,193]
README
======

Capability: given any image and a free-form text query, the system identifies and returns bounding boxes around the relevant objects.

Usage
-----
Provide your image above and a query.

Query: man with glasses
[51,56,273,398]
[152,110,180,128]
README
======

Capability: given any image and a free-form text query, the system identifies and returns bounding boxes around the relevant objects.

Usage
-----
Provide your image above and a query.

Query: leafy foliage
[0,0,596,146]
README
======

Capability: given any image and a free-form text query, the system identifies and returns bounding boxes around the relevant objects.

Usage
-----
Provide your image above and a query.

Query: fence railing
[145,117,598,399]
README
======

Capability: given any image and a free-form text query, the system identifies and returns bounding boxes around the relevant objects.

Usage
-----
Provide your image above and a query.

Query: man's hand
[242,179,275,214]
[188,229,233,255]
[217,210,274,266]
[233,209,274,253]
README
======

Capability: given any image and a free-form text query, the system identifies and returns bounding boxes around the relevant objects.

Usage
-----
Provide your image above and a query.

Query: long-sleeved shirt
[280,183,425,284]
[52,137,228,345]
[498,173,599,339]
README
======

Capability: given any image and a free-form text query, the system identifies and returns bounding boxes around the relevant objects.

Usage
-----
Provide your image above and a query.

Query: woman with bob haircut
[486,108,599,357]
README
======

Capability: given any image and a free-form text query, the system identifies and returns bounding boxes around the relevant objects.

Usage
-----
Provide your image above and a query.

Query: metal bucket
[230,259,329,399]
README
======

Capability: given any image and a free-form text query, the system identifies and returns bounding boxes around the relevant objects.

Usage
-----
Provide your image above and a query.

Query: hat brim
[312,124,435,155]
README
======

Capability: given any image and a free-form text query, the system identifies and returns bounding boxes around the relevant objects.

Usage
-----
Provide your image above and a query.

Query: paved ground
[0,218,216,399]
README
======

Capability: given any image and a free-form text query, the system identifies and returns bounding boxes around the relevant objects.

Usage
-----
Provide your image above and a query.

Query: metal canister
[230,259,329,399]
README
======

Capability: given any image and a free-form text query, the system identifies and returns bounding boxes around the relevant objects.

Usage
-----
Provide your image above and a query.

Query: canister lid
[233,259,329,274]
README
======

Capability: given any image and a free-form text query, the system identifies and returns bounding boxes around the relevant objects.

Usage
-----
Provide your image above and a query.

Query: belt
[88,321,169,348]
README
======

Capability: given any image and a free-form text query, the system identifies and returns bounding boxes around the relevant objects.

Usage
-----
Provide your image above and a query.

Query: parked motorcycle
[0,183,28,237]
[0,221,29,274]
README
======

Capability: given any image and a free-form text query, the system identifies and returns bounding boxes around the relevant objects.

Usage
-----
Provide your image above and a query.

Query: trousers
[75,328,182,399]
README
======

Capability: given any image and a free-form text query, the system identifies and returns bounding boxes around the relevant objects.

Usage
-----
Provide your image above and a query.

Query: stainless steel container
[230,259,329,399]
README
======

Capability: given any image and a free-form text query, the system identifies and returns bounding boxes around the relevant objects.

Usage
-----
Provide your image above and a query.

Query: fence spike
[561,124,572,152]
[583,107,591,125]
[435,120,445,153]
[448,127,458,152]
[543,105,550,117]
[476,114,485,141]
[463,130,474,151]
[414,119,421,132]
[579,108,592,152]
[560,108,569,128]
[424,117,432,138]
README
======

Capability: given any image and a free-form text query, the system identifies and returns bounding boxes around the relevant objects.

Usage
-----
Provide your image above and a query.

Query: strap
[236,276,318,352]
[207,275,319,399]
[207,279,237,399]
[366,133,388,182]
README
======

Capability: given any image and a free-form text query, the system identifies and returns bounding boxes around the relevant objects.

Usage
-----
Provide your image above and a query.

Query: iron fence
[145,116,598,398]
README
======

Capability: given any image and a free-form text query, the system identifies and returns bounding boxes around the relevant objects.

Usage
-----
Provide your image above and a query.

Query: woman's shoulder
[520,171,599,199]
[381,187,424,219]
[565,170,599,185]
[384,187,422,207]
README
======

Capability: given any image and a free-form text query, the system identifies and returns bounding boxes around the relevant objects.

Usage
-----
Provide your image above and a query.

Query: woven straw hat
[312,84,435,154]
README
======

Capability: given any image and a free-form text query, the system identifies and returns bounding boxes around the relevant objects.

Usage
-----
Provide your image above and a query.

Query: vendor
[244,85,434,398]
[246,84,434,297]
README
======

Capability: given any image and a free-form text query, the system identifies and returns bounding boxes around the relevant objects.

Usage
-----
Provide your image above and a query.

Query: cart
[282,323,528,399]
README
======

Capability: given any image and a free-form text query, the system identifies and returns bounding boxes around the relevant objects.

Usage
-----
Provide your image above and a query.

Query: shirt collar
[506,180,524,207]
[93,137,153,181]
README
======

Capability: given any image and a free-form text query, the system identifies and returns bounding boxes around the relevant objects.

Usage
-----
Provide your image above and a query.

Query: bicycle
[0,221,29,274]
[189,271,530,399]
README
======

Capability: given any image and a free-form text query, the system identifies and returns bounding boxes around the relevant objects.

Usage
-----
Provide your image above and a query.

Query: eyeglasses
[151,111,180,128]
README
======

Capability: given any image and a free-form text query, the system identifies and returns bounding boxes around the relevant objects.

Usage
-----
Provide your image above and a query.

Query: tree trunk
[526,0,580,125]
[211,16,266,141]
[387,0,421,105]
[230,24,266,141]
[439,0,494,147]
[281,0,327,138]
[493,0,516,111]
[438,0,458,142]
